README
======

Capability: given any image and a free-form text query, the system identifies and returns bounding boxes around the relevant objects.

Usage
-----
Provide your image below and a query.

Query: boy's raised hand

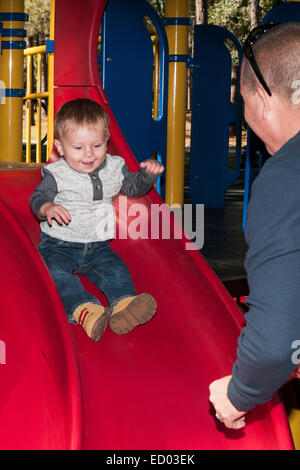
[39,202,72,227]
[140,159,164,175]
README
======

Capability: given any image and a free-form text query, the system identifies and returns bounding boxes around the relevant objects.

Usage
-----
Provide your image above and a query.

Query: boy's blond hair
[54,98,110,140]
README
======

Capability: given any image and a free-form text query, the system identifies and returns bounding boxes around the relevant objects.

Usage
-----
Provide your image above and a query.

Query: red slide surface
[0,0,294,450]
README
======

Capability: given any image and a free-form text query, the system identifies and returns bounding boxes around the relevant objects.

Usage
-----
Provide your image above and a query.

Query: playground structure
[0,0,299,450]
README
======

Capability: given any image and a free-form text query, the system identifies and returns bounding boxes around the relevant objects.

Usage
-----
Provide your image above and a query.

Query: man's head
[243,22,300,101]
[241,22,300,154]
[54,98,110,173]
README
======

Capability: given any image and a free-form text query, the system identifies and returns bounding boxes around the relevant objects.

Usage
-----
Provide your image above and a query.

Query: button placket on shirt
[90,171,103,201]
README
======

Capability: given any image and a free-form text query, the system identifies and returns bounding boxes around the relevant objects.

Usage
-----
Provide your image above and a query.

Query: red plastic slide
[0,0,294,450]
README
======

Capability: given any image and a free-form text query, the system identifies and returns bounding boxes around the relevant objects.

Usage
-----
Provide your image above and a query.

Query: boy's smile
[54,124,108,174]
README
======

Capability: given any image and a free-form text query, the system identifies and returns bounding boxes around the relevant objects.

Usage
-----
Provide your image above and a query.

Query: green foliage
[209,0,250,44]
[22,0,289,48]
[23,0,288,45]
[149,0,288,43]
[148,0,165,17]
[25,0,50,40]
[208,0,286,44]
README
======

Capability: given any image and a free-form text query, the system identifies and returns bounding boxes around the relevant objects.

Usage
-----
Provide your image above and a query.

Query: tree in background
[195,0,208,24]
[25,0,50,48]
[149,1,287,38]
[23,0,287,51]
[23,0,287,112]
[149,1,286,111]
[251,0,260,27]
[207,0,285,43]
[206,0,286,104]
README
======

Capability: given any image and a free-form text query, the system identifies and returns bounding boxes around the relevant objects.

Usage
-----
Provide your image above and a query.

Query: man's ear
[256,85,272,120]
[54,139,64,156]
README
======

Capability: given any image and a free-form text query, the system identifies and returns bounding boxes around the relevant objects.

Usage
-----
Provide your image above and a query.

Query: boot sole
[109,293,157,335]
[90,307,111,342]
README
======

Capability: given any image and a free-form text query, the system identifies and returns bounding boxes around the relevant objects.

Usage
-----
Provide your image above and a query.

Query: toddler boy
[30,98,164,342]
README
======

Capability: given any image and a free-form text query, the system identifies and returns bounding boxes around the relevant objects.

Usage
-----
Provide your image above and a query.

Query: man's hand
[39,202,71,227]
[140,159,164,175]
[209,375,247,430]
[291,363,300,379]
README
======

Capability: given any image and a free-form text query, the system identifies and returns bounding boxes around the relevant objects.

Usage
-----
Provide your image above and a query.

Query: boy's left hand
[140,159,164,175]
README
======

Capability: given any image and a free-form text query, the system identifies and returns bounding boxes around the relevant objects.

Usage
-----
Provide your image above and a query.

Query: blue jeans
[38,232,136,322]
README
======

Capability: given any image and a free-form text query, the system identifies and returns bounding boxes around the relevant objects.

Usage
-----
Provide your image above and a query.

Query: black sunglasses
[243,23,278,97]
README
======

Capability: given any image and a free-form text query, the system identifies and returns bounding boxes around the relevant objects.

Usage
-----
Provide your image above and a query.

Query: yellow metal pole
[289,407,300,450]
[0,0,27,162]
[165,0,189,207]
[36,52,42,163]
[152,34,160,121]
[25,54,32,162]
[47,0,55,160]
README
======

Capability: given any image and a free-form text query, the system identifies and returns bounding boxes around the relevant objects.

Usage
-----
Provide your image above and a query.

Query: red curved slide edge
[0,191,83,450]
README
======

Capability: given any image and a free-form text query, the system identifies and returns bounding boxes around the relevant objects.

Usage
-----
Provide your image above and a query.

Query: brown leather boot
[109,293,157,335]
[73,302,111,342]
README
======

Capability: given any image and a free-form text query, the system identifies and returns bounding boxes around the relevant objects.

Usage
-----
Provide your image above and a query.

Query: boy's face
[54,123,108,174]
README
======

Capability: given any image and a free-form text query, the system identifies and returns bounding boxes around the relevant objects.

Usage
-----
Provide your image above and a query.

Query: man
[209,22,300,430]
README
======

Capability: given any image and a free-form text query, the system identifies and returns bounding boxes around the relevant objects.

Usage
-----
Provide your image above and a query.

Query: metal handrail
[24,45,49,163]
[23,0,55,163]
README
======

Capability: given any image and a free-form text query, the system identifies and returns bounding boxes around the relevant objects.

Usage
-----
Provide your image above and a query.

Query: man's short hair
[54,98,110,139]
[243,22,300,102]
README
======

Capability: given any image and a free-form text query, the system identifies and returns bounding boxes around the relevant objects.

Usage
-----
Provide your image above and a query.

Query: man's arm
[227,250,300,411]
[210,161,300,426]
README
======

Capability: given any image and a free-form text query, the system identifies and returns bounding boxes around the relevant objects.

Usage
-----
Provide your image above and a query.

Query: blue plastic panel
[262,1,300,24]
[101,0,168,195]
[189,24,243,207]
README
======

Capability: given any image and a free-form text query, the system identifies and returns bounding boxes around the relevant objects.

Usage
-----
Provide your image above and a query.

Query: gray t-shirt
[30,155,158,243]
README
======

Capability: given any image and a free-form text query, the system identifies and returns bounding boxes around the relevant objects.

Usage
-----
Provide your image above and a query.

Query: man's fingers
[223,417,246,430]
[214,409,246,429]
[216,413,246,430]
